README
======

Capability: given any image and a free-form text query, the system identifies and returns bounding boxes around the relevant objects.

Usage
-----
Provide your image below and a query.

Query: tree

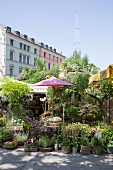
[1,77,30,109]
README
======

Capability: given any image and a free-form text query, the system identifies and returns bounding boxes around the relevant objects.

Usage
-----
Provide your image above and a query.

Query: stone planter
[93,147,102,154]
[39,147,53,152]
[80,145,90,155]
[24,146,38,152]
[62,146,71,154]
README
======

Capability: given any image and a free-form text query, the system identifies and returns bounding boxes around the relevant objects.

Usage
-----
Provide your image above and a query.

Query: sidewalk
[0,147,113,170]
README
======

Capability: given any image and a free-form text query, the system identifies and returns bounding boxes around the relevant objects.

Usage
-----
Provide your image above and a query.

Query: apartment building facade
[0,25,65,79]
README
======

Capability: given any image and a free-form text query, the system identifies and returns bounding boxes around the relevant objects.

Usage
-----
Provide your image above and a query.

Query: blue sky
[0,0,113,70]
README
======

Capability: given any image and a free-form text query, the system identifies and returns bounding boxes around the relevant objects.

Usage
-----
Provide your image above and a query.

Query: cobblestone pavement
[0,147,113,170]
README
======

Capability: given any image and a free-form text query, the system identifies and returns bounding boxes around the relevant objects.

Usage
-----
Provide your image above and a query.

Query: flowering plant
[24,138,38,148]
[13,134,28,142]
[7,118,24,126]
[0,117,5,124]
[3,141,17,147]
[44,116,61,123]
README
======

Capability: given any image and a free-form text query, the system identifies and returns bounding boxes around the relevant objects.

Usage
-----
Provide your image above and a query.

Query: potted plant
[2,128,13,141]
[2,141,17,150]
[91,136,104,154]
[13,134,28,146]
[71,135,79,154]
[0,133,3,147]
[24,138,38,152]
[38,136,54,152]
[107,141,113,154]
[6,118,24,131]
[60,135,71,154]
[43,116,62,126]
[80,135,91,154]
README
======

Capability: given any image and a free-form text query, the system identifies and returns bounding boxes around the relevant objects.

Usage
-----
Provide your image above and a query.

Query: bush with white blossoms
[44,116,62,123]
[7,118,24,126]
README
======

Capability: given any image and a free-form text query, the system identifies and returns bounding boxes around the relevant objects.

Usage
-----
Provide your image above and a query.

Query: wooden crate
[24,146,38,152]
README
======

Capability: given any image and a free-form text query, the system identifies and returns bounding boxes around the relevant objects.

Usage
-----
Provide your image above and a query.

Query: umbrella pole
[52,86,54,116]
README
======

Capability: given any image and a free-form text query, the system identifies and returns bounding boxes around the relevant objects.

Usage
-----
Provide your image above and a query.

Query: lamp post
[40,97,46,112]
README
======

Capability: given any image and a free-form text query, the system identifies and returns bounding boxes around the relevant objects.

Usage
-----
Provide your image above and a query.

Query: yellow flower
[0,117,5,123]
[111,120,113,125]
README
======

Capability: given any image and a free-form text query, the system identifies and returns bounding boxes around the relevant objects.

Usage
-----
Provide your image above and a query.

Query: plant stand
[24,146,38,152]
[44,122,61,127]
[6,126,23,131]
[3,135,13,141]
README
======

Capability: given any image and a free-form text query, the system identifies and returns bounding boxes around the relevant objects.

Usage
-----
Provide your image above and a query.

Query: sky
[0,0,113,70]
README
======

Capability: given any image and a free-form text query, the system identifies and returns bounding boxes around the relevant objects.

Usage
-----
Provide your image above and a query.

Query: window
[9,65,14,76]
[57,57,59,62]
[48,62,50,70]
[20,43,22,49]
[27,56,30,64]
[10,39,13,46]
[23,55,26,63]
[19,53,22,62]
[24,44,26,50]
[27,46,30,52]
[44,61,46,64]
[10,50,14,60]
[53,55,55,61]
[44,52,46,58]
[60,58,62,62]
[48,54,51,59]
[34,48,37,54]
[34,58,37,66]
[19,67,23,74]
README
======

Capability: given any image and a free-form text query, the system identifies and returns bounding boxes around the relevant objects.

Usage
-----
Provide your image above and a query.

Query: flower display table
[6,126,23,131]
[44,122,61,127]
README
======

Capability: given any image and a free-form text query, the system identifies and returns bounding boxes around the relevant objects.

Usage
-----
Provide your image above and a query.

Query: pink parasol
[31,76,73,115]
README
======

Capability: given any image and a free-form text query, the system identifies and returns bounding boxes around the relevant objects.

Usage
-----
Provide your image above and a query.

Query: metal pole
[109,97,110,124]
